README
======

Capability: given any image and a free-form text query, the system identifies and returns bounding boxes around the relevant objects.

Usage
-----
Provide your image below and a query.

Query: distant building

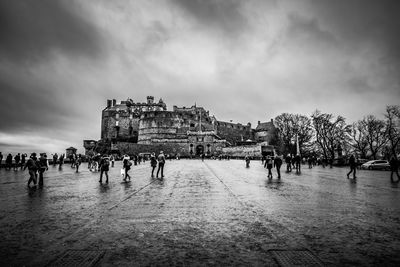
[66,147,77,157]
[254,119,277,143]
[86,96,276,157]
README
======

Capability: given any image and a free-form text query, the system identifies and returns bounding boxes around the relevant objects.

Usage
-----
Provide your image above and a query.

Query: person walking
[20,153,27,170]
[38,153,49,187]
[14,153,21,171]
[122,155,131,181]
[156,151,166,179]
[294,154,301,174]
[390,156,399,183]
[24,153,38,187]
[110,155,115,168]
[99,155,110,184]
[245,154,250,168]
[308,157,313,169]
[150,153,157,178]
[52,153,58,166]
[274,155,283,179]
[75,154,82,173]
[5,153,13,170]
[347,154,357,179]
[285,154,292,172]
[265,155,273,178]
[69,154,75,168]
[58,154,64,170]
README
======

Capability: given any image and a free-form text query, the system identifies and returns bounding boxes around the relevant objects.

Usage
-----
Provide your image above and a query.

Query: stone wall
[101,108,140,140]
[115,142,189,157]
[116,136,226,157]
[138,110,214,144]
[222,144,262,158]
[215,121,252,145]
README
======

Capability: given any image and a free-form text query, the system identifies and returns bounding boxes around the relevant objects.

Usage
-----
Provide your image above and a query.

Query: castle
[84,96,276,157]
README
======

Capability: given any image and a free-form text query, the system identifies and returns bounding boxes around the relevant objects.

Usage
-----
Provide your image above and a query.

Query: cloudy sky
[0,0,399,155]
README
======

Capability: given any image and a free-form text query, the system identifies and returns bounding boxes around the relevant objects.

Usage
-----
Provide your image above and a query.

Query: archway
[196,145,204,156]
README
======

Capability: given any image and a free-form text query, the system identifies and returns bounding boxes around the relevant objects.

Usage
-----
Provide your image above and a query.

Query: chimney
[258,121,260,125]
[107,99,112,108]
[271,119,273,123]
[112,99,116,106]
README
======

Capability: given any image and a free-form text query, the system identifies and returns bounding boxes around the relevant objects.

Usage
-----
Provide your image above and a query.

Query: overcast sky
[1,0,399,155]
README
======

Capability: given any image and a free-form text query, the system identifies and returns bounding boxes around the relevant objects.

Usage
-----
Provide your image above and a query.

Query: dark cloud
[172,0,249,37]
[0,78,77,134]
[286,13,337,48]
[309,0,400,66]
[0,0,103,62]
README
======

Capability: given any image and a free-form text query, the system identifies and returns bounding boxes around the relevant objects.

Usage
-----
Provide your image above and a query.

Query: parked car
[360,160,391,170]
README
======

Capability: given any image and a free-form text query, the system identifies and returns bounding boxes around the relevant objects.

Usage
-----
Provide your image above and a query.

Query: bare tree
[386,105,400,159]
[274,113,314,155]
[350,121,369,158]
[363,115,387,159]
[311,110,351,160]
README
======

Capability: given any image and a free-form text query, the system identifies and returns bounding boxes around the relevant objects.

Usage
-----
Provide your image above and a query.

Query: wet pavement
[1,160,400,266]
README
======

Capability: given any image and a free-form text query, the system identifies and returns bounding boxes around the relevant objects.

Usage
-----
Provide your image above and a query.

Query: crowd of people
[241,153,400,183]
[1,150,399,187]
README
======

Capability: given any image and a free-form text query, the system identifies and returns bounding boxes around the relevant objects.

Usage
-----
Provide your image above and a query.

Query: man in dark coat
[285,154,292,172]
[99,155,110,184]
[390,156,399,183]
[38,153,49,187]
[274,155,283,179]
[347,154,357,179]
[24,153,38,187]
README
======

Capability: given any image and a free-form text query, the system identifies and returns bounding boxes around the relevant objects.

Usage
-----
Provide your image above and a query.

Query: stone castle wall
[215,122,253,145]
[93,96,277,157]
[222,145,262,158]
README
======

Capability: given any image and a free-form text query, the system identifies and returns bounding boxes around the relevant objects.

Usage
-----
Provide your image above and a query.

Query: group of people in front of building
[1,149,399,188]
[242,152,400,183]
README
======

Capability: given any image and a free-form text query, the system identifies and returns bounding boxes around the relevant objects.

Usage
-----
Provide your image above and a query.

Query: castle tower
[147,96,154,105]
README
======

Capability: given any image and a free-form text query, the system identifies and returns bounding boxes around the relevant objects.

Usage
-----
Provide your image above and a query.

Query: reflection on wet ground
[0,159,399,266]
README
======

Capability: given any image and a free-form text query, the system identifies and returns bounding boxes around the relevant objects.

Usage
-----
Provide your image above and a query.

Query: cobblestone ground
[0,160,400,266]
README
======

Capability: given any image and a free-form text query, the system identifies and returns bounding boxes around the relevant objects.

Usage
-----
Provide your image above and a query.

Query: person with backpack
[38,153,49,187]
[122,155,132,182]
[150,153,157,178]
[265,155,273,179]
[14,153,21,171]
[99,154,110,184]
[24,153,38,187]
[156,151,166,179]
